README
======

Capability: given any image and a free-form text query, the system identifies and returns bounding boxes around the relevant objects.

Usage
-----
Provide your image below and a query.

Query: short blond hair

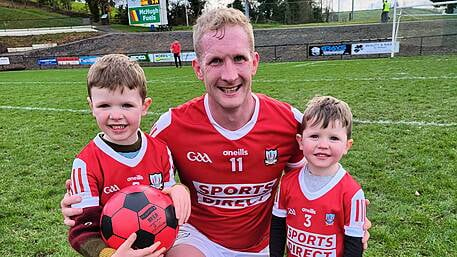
[87,54,147,101]
[193,7,255,58]
[300,96,353,139]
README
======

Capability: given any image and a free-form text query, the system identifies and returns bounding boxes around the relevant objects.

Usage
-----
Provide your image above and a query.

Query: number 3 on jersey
[304,214,312,227]
[229,157,243,172]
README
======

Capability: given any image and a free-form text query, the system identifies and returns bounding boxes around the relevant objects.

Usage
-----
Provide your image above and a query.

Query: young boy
[270,96,366,257]
[68,54,191,257]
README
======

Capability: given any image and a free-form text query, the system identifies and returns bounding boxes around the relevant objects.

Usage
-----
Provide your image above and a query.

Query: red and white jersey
[273,166,366,257]
[151,93,305,252]
[70,131,176,208]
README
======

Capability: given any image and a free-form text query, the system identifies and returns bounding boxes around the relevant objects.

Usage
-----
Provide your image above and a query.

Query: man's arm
[269,215,287,257]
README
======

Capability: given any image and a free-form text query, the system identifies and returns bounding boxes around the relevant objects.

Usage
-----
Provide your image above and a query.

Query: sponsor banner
[57,57,80,65]
[309,44,351,56]
[128,0,159,8]
[129,5,161,24]
[128,53,150,62]
[152,53,174,63]
[79,56,99,65]
[148,52,196,63]
[0,57,10,65]
[128,0,167,26]
[351,41,400,55]
[181,52,196,62]
[37,58,57,66]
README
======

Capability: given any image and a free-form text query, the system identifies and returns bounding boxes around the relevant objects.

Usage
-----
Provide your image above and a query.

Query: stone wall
[1,19,456,70]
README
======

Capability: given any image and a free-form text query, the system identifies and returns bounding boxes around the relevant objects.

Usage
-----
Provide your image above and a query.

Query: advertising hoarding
[127,0,167,26]
[351,42,400,55]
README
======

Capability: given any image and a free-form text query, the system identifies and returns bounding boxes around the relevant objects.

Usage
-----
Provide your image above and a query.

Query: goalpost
[390,0,457,57]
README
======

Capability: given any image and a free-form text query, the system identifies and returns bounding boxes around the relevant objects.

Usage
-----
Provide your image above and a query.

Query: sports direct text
[193,180,277,209]
[287,226,336,257]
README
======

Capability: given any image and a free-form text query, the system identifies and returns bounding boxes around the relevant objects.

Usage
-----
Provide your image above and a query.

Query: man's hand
[362,199,371,250]
[61,179,83,227]
[162,184,191,225]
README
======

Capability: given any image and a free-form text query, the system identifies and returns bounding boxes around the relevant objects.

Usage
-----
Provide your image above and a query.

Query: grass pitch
[0,55,456,256]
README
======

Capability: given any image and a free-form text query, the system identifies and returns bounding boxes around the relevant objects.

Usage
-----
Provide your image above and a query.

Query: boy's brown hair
[87,54,147,101]
[193,7,255,59]
[299,96,353,139]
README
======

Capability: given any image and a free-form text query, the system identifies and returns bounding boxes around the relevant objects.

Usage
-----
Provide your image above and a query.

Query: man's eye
[330,136,340,141]
[234,56,246,63]
[209,58,222,65]
[122,104,134,108]
[310,135,319,139]
[97,104,109,108]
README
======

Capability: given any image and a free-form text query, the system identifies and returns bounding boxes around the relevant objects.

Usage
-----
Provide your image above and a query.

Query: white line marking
[354,119,457,127]
[1,105,455,127]
[0,105,162,116]
[0,75,455,85]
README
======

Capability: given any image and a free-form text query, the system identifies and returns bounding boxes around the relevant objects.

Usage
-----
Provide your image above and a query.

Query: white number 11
[229,157,243,172]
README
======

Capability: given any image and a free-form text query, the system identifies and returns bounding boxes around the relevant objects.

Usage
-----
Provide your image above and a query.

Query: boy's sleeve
[68,157,107,256]
[343,188,366,237]
[343,188,366,257]
[69,206,106,257]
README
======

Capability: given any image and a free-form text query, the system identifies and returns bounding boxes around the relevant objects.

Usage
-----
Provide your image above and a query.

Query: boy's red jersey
[151,93,305,252]
[273,166,366,257]
[70,131,176,208]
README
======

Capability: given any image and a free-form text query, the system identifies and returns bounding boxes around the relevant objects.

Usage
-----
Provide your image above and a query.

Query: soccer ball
[100,185,179,250]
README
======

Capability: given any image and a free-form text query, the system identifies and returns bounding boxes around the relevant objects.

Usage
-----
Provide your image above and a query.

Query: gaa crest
[264,149,278,165]
[325,213,335,225]
[149,173,163,189]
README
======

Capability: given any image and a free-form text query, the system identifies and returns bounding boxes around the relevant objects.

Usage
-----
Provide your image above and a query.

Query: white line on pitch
[0,75,456,85]
[1,105,456,127]
[0,105,162,116]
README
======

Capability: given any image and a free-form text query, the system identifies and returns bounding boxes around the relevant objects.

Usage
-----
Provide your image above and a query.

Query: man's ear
[87,97,95,116]
[251,52,260,76]
[142,97,153,116]
[192,58,204,80]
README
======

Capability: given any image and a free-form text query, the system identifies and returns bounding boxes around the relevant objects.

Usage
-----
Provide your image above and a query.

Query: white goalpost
[390,0,457,57]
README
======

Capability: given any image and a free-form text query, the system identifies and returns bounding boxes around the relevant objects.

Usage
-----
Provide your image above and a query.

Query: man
[61,7,370,257]
[170,39,182,68]
[381,0,390,23]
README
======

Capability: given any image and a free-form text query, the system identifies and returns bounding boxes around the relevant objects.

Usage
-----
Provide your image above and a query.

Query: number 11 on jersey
[229,157,243,172]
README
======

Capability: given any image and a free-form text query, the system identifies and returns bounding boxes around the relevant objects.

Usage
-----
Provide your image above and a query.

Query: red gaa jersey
[273,165,366,257]
[70,131,176,208]
[151,93,305,252]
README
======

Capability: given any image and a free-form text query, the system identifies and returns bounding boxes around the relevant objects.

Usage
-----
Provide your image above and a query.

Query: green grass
[0,6,86,29]
[0,55,456,256]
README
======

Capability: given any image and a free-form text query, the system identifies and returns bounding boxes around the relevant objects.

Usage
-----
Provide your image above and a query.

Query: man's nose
[221,60,238,82]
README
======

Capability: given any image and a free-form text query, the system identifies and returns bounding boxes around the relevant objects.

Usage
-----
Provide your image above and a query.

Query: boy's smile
[88,87,151,145]
[297,120,353,176]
